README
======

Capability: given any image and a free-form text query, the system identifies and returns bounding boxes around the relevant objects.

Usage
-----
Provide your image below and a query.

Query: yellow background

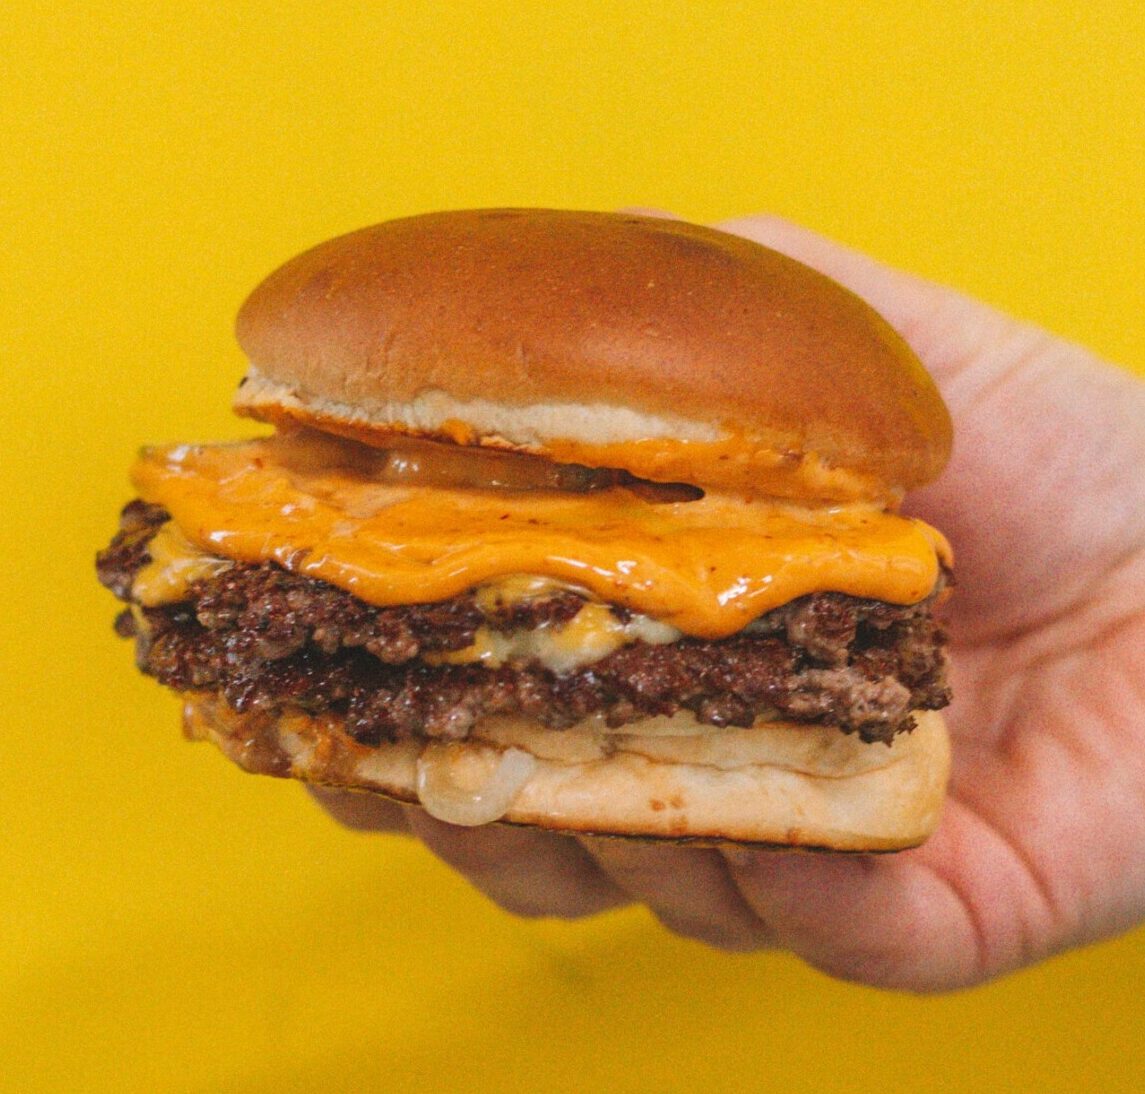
[4,4,1143,1091]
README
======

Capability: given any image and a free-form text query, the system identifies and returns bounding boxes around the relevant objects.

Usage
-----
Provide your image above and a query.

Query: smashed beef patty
[97,500,950,745]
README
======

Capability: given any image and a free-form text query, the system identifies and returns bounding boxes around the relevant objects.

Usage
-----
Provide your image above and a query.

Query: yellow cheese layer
[130,435,951,639]
[425,602,682,673]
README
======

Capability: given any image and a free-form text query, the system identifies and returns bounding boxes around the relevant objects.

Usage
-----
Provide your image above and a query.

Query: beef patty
[97,500,951,745]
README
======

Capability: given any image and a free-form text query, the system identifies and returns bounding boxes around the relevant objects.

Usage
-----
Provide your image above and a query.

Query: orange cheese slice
[130,434,950,639]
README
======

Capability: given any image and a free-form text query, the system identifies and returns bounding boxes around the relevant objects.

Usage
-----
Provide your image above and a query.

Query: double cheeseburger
[97,209,954,850]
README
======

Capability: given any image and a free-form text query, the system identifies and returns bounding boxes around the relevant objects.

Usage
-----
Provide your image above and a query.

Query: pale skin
[310,215,1145,992]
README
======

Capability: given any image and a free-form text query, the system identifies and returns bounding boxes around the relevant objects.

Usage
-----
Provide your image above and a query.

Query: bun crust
[235,210,951,494]
[183,695,950,851]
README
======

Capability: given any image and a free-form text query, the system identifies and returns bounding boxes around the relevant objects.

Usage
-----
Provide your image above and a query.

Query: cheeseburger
[97,209,954,850]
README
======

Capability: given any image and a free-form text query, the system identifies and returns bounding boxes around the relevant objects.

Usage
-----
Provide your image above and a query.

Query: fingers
[312,780,768,953]
[616,205,679,220]
[630,209,983,383]
[579,837,774,951]
[309,780,975,980]
[310,790,629,922]
[716,214,929,306]
[309,787,628,920]
[403,808,628,919]
[721,841,982,992]
[715,213,1145,643]
[713,214,993,383]
[306,785,410,833]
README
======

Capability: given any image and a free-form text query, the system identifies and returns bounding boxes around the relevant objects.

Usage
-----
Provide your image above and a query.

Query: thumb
[717,215,1145,641]
[719,816,985,992]
[713,214,1009,390]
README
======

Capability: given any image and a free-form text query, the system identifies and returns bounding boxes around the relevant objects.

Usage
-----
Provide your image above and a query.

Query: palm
[895,475,1145,985]
[313,215,1145,992]
[714,216,1145,988]
[943,617,1143,960]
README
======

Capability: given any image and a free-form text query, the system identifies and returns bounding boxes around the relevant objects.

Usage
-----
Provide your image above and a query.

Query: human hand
[311,215,1145,991]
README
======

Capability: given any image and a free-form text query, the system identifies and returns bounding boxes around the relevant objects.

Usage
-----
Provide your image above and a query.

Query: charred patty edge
[97,501,951,745]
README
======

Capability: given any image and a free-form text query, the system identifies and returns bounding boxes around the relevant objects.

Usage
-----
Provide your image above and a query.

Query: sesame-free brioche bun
[98,209,956,854]
[183,695,949,851]
[234,209,951,499]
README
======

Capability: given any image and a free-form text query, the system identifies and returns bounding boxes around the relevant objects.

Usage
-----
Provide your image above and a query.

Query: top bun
[235,209,951,498]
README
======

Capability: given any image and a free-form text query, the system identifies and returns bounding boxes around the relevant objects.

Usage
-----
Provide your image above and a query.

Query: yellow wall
[3,4,1142,1091]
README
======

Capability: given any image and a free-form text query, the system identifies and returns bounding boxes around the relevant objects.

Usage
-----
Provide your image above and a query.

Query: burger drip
[96,209,959,849]
[97,500,951,748]
[124,432,950,640]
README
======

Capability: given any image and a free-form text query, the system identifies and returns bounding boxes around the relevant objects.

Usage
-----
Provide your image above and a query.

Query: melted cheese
[133,521,233,605]
[130,434,951,639]
[427,602,682,673]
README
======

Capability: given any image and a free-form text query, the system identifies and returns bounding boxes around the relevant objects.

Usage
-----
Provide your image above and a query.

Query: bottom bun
[182,695,950,851]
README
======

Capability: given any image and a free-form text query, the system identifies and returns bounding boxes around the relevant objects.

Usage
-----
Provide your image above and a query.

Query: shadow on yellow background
[3,4,1143,1091]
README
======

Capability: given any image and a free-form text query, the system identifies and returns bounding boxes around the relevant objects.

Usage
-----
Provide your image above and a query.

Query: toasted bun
[235,209,951,497]
[183,695,949,851]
